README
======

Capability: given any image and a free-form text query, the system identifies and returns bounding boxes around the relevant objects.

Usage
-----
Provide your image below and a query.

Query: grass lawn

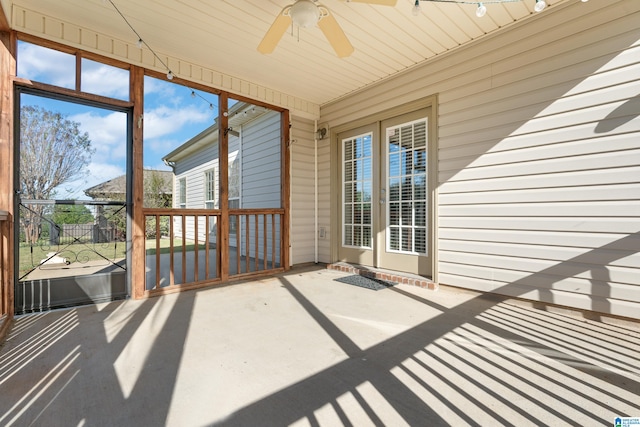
[19,237,209,277]
[145,238,210,255]
[18,240,127,277]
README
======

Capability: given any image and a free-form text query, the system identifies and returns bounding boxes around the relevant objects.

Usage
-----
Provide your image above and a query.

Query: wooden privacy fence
[144,208,284,295]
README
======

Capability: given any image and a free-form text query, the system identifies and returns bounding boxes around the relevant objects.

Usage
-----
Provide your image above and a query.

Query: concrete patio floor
[0,265,638,426]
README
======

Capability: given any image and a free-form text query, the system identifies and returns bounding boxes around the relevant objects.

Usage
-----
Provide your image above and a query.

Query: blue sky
[17,40,219,199]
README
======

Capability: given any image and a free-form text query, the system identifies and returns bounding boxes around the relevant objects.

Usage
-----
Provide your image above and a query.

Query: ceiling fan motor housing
[291,0,320,28]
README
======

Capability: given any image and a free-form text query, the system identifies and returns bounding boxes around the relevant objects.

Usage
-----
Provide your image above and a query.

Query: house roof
[0,0,573,111]
[84,169,173,199]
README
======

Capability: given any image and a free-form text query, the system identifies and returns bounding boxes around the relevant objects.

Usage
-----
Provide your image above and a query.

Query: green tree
[103,170,172,239]
[20,105,94,243]
[52,204,94,225]
[143,170,172,238]
[144,170,172,209]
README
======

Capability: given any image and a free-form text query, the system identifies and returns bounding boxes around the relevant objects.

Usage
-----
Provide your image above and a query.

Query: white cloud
[18,42,75,88]
[145,137,182,158]
[87,162,126,184]
[144,76,177,97]
[143,104,213,140]
[70,111,128,160]
[80,61,130,99]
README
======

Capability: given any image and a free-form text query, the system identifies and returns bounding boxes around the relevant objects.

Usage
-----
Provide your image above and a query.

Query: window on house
[229,154,240,238]
[204,169,216,209]
[178,178,186,208]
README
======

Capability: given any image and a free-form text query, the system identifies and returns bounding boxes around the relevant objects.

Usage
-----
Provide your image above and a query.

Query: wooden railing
[229,208,284,278]
[144,209,221,293]
[144,208,284,295]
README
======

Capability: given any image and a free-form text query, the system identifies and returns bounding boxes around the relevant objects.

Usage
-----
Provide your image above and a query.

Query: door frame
[13,86,133,312]
[329,95,439,281]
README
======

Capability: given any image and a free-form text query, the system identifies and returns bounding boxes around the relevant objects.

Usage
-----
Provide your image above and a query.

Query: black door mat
[334,275,396,291]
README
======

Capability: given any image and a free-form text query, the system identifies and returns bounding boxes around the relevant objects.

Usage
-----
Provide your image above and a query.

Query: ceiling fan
[258,0,398,58]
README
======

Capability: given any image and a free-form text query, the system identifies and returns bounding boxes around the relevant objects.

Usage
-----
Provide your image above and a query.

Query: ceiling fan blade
[317,8,354,58]
[257,6,292,54]
[344,0,397,6]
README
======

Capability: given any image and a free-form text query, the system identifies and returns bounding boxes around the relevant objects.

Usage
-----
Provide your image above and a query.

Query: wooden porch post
[281,110,290,271]
[219,93,229,281]
[0,29,15,329]
[130,66,145,299]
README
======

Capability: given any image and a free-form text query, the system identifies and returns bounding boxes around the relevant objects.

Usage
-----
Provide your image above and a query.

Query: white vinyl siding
[241,110,281,209]
[320,0,640,319]
[239,111,281,264]
[290,116,319,265]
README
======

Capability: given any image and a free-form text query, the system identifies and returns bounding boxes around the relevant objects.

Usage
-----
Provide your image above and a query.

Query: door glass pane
[389,177,400,202]
[386,118,428,255]
[389,227,399,251]
[401,202,412,226]
[363,226,372,249]
[345,161,353,181]
[343,133,373,249]
[389,203,400,226]
[402,228,412,252]
[363,203,371,225]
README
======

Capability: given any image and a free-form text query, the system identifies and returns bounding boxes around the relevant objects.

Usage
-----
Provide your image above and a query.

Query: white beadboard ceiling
[1,0,569,106]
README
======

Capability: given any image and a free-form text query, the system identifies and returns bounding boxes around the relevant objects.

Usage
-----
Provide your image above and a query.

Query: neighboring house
[162,103,281,263]
[84,169,173,206]
[84,169,173,241]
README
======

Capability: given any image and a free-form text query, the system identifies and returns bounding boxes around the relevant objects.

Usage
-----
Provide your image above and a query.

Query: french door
[338,108,433,277]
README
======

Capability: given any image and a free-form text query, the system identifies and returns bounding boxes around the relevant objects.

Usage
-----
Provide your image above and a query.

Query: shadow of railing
[215,234,640,426]
[0,289,196,426]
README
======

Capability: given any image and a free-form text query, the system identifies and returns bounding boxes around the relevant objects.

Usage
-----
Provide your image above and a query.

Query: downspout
[314,120,319,264]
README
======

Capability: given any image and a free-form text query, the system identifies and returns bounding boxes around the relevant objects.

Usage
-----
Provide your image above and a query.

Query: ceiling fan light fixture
[291,0,320,28]
[534,0,546,12]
